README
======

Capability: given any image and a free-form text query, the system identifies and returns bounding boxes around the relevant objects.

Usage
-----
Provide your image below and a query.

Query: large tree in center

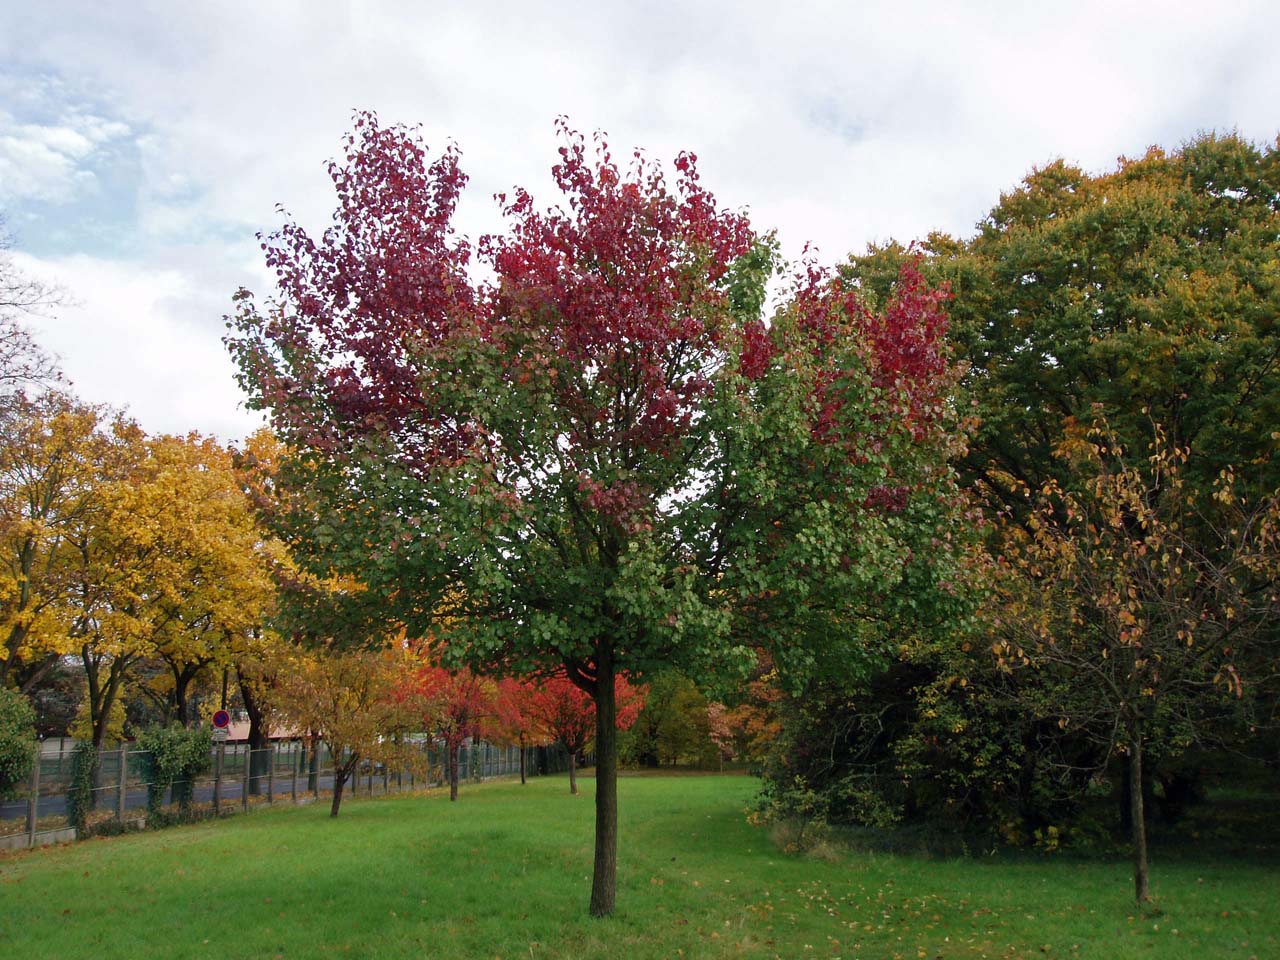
[227,114,964,916]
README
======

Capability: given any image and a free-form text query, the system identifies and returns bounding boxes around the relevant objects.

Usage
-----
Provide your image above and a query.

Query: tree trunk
[89,652,128,751]
[569,744,578,795]
[448,741,459,801]
[1129,724,1151,903]
[519,733,527,785]
[171,660,207,727]
[331,765,349,817]
[238,673,271,793]
[589,651,618,918]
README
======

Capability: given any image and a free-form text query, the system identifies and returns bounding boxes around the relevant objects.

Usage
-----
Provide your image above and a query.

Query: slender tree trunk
[1129,722,1151,903]
[172,664,191,727]
[519,733,527,785]
[171,660,210,727]
[448,741,459,801]
[90,653,128,750]
[331,768,347,817]
[569,744,578,795]
[589,651,618,918]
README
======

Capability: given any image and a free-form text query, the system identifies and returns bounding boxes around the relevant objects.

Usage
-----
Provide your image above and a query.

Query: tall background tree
[0,392,107,692]
[797,133,1280,877]
[844,133,1280,511]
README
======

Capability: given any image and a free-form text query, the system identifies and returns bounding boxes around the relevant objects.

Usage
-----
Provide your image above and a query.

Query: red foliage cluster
[523,672,646,755]
[247,112,475,464]
[479,123,756,466]
[784,257,951,447]
[403,663,490,751]
[864,261,952,437]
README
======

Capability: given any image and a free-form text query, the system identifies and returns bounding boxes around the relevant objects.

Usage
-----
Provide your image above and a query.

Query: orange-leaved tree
[490,677,551,785]
[402,661,493,801]
[271,643,417,816]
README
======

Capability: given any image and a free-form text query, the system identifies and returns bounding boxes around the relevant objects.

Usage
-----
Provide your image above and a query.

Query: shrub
[67,741,98,833]
[0,688,37,799]
[137,724,212,817]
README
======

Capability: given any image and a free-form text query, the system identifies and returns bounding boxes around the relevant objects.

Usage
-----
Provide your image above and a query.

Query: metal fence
[1,739,574,851]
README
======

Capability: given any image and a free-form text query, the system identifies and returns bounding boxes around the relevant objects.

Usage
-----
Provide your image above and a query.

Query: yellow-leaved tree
[271,643,418,816]
[1,391,112,692]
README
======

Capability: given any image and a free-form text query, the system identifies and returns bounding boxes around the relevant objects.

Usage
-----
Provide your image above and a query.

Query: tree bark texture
[1129,723,1151,903]
[330,773,345,817]
[589,650,618,917]
[238,674,271,794]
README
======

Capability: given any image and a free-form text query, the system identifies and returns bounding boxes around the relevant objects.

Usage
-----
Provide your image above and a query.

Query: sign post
[210,709,231,814]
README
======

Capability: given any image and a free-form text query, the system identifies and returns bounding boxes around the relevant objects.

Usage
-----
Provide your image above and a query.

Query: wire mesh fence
[1,738,574,851]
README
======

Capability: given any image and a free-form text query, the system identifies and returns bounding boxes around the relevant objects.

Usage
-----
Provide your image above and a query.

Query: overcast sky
[2,0,1277,442]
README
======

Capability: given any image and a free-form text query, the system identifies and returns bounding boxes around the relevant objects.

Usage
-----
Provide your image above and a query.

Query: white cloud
[12,249,266,442]
[0,109,132,204]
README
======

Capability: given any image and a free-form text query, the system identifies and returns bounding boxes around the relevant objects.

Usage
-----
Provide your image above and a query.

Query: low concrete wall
[0,826,77,851]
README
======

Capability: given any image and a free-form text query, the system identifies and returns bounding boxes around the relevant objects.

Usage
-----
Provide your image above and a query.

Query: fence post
[242,746,250,813]
[26,757,40,848]
[116,743,128,821]
[266,744,275,804]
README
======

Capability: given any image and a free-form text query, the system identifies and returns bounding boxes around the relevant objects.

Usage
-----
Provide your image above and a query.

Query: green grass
[1,774,1275,959]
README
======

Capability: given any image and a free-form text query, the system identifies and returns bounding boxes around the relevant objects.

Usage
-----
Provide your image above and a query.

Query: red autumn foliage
[785,257,952,447]
[401,662,492,800]
[243,112,475,465]
[488,677,555,785]
[525,672,646,794]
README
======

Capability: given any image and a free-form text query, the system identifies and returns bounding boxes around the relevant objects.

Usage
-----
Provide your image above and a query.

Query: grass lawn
[1,773,1275,959]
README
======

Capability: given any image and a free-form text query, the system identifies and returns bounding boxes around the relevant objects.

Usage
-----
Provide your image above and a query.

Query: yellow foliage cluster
[1,395,284,744]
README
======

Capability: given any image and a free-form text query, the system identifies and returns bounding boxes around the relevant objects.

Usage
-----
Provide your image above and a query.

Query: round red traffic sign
[212,709,231,729]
